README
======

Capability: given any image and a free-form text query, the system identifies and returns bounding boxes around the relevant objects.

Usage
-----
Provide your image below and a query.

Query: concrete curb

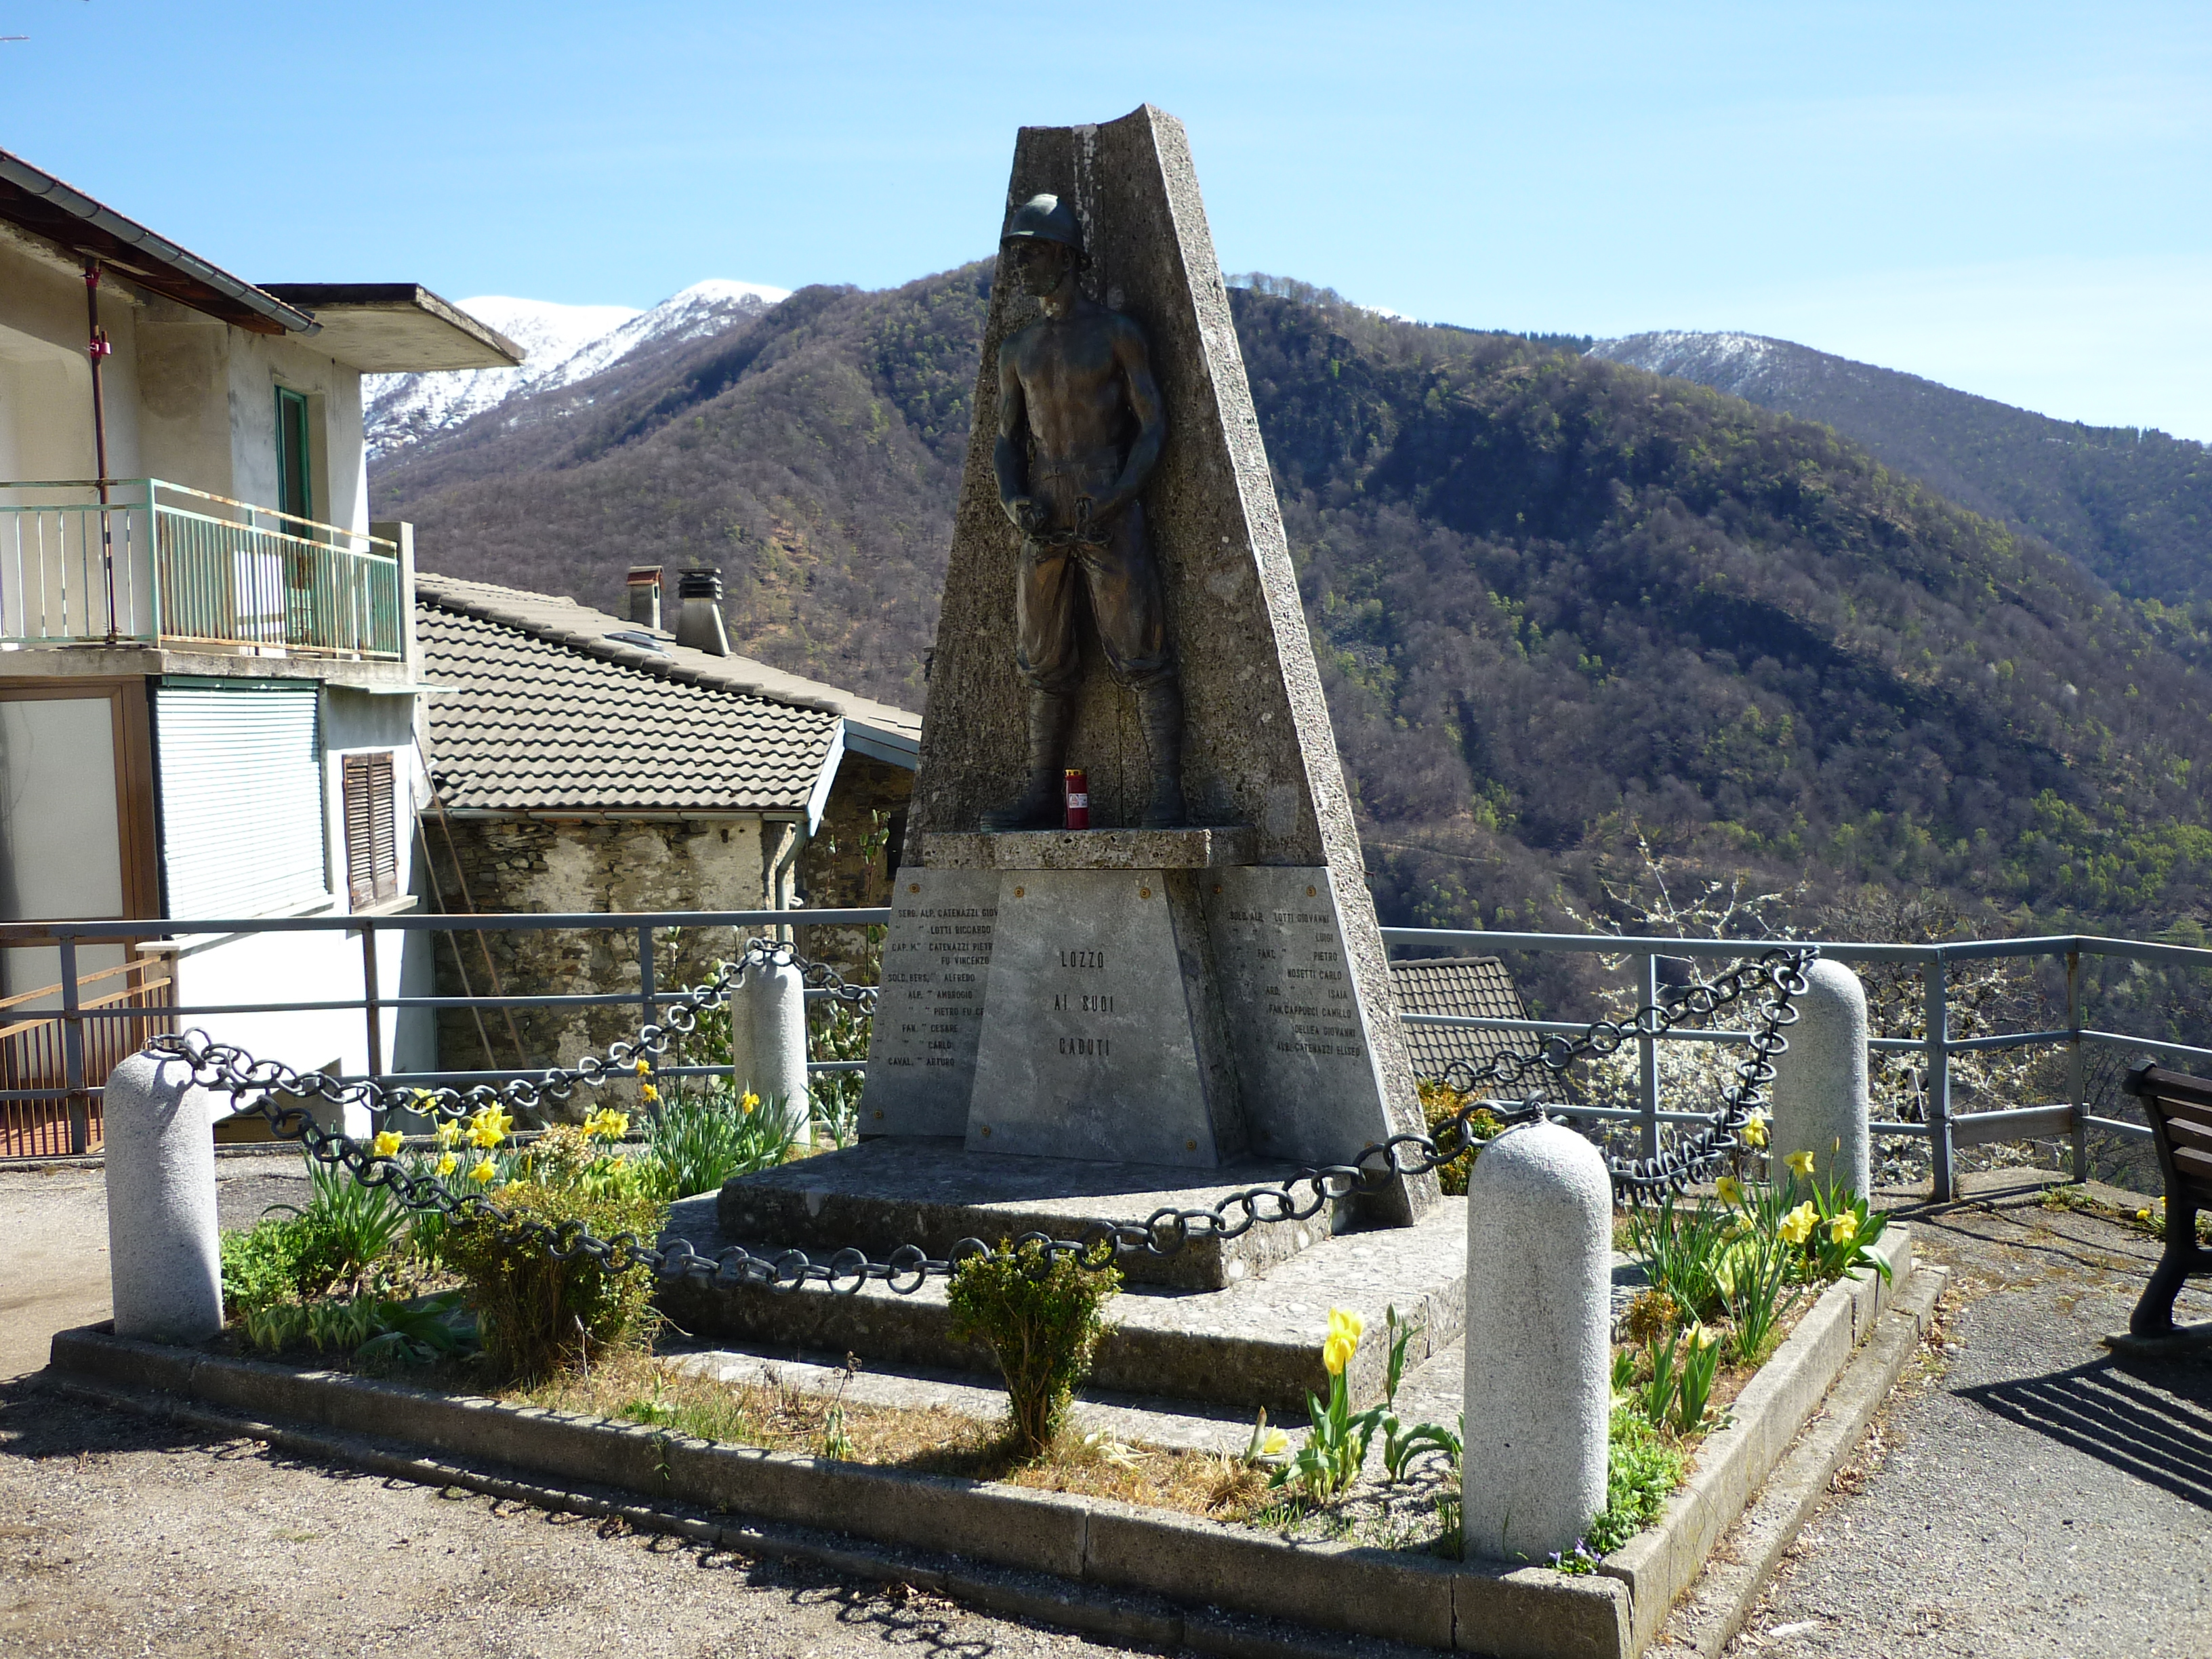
[43,1224,1918,1658]
[1643,1263,1949,1657]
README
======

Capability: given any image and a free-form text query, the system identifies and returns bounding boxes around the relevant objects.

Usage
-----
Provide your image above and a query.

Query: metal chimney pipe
[626,565,663,631]
[674,567,729,656]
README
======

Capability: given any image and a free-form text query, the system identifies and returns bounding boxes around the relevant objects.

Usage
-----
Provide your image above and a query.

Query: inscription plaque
[964,869,1243,1165]
[859,869,1000,1136]
[1204,866,1394,1168]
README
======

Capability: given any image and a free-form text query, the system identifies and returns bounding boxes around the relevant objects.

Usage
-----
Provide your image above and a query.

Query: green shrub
[220,1217,320,1317]
[440,1126,667,1382]
[1584,1406,1687,1555]
[1417,1080,1502,1195]
[261,1155,413,1296]
[947,1239,1121,1459]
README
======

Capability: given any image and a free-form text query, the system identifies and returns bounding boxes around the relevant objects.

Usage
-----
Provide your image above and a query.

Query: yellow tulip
[435,1151,458,1177]
[1739,1115,1769,1149]
[1715,1176,1744,1207]
[1778,1201,1818,1246]
[1827,1211,1859,1245]
[1326,1307,1365,1349]
[468,1158,497,1184]
[1786,1149,1817,1179]
[1260,1428,1290,1456]
[371,1129,402,1159]
[1322,1334,1356,1375]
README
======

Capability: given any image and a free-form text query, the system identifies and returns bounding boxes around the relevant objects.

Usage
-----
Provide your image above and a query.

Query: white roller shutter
[155,684,327,920]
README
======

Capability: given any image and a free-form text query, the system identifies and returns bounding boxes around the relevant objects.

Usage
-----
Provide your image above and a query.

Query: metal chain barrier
[149,939,1815,1296]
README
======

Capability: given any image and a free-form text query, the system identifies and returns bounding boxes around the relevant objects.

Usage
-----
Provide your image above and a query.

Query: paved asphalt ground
[1,1160,2206,1658]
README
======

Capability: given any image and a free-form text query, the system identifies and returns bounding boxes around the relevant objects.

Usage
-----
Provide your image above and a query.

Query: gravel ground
[1713,1181,2212,1659]
[0,1380,1153,1658]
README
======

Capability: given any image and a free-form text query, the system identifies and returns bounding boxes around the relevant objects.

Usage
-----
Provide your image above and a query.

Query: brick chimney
[674,566,730,657]
[626,565,663,630]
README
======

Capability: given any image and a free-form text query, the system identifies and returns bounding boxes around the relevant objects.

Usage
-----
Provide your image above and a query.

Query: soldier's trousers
[1016,456,1174,694]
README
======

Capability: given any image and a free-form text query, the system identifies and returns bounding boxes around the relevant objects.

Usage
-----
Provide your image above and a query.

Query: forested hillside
[1589,331,2212,623]
[373,270,2212,941]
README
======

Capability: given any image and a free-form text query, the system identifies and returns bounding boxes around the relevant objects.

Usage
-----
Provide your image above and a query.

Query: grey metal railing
[0,479,402,657]
[1382,928,2179,1194]
[1,910,2192,1191]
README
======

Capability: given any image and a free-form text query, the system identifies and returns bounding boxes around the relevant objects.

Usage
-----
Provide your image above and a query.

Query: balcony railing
[0,479,403,659]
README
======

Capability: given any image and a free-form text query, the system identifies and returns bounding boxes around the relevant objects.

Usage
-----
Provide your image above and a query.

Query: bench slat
[2165,1115,2212,1152]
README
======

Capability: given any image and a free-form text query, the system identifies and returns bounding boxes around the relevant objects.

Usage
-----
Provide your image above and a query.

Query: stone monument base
[664,1187,1471,1413]
[716,1138,1351,1292]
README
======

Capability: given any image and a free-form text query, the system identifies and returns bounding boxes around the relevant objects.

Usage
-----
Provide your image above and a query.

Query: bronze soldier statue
[981,194,1185,830]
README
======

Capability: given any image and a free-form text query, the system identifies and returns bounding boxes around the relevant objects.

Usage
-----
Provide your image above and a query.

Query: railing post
[361,920,383,1086]
[1925,954,1954,1200]
[638,924,657,1034]
[2066,947,2087,1183]
[1636,951,1660,1161]
[59,933,87,1156]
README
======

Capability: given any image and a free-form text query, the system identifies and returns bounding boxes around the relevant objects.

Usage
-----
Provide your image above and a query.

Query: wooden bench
[2118,1064,2212,1336]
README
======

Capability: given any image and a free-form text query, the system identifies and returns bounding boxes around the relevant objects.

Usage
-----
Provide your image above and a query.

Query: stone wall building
[413,573,917,1099]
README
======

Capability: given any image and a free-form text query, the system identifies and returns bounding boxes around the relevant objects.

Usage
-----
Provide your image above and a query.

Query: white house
[0,145,521,1152]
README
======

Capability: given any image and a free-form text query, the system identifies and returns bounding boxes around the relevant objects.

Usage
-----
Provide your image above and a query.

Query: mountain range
[368,270,2212,952]
[1588,331,2212,625]
[365,280,790,457]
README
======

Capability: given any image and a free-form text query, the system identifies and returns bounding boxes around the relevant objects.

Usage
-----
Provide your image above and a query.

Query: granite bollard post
[733,961,811,1145]
[103,1050,224,1344]
[1463,1120,1611,1564]
[1771,959,1871,1195]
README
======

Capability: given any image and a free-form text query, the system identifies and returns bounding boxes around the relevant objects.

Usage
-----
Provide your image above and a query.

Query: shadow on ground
[1960,1355,2212,1511]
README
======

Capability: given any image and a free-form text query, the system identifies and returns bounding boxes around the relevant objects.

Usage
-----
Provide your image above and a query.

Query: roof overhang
[258,284,525,372]
[0,148,317,337]
[843,716,920,770]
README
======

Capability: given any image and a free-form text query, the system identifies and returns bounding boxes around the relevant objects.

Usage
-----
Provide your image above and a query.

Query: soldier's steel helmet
[1002,194,1082,252]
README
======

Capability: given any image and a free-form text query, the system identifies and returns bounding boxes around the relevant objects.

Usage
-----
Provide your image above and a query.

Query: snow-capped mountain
[365,280,790,456]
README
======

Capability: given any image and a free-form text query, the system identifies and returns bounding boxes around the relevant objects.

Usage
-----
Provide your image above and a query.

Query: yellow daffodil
[468,1157,497,1185]
[468,1105,513,1149]
[1827,1211,1859,1245]
[584,1109,630,1142]
[634,1058,651,1077]
[640,1082,659,1104]
[1715,1175,1744,1207]
[740,1090,760,1115]
[371,1129,402,1159]
[435,1151,458,1177]
[1739,1115,1769,1149]
[1778,1201,1818,1246]
[1685,1322,1718,1352]
[1322,1306,1365,1375]
[1786,1149,1817,1179]
[434,1118,462,1149]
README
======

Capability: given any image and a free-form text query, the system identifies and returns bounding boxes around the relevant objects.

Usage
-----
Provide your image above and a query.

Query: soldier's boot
[1137,679,1187,830]
[981,689,1074,830]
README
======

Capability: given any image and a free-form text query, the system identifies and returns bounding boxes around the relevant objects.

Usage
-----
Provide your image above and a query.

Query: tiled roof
[413,572,921,752]
[417,577,854,814]
[1389,956,1541,1084]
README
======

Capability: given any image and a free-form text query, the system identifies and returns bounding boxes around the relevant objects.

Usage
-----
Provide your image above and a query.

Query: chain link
[149,940,1815,1295]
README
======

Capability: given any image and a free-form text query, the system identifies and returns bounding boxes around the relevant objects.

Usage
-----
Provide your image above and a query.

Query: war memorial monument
[695,106,1459,1398]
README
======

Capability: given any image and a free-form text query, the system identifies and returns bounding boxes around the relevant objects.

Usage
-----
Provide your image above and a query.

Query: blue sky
[7,1,2209,436]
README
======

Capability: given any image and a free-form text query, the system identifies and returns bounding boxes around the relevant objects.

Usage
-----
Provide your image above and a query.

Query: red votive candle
[1063,769,1090,830]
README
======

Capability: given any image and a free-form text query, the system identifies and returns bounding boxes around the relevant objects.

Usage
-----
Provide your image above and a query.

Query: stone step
[715,1138,1349,1290]
[658,1193,1470,1414]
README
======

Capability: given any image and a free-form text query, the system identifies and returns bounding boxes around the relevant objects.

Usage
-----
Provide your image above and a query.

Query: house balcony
[0,479,404,661]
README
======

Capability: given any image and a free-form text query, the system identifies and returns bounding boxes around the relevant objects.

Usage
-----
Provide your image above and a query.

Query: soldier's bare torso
[1001,302,1147,467]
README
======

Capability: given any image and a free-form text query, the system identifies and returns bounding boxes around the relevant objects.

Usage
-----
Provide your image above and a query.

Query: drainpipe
[84,262,117,641]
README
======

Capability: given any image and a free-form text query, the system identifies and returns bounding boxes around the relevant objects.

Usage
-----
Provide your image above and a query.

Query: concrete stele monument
[861,106,1432,1223]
